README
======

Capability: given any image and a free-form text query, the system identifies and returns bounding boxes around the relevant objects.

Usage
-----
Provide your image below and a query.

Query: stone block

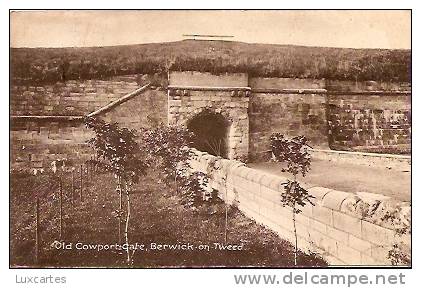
[295,213,311,226]
[255,195,276,211]
[297,236,313,253]
[322,190,352,211]
[260,185,280,204]
[312,205,333,225]
[300,203,313,217]
[361,253,383,266]
[361,220,395,246]
[266,220,295,244]
[324,255,347,266]
[245,169,264,182]
[296,224,311,240]
[326,226,349,243]
[239,197,260,215]
[308,229,338,255]
[333,210,362,238]
[309,219,327,234]
[369,245,390,263]
[235,177,252,191]
[336,242,362,265]
[349,234,372,254]
[275,213,295,232]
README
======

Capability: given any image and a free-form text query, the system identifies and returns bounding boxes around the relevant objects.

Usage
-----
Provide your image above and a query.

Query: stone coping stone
[190,150,411,232]
[308,187,332,203]
[322,190,353,211]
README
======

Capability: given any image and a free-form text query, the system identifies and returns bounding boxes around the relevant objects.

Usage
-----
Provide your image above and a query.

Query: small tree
[270,133,315,266]
[141,124,193,186]
[85,117,148,265]
[141,124,209,208]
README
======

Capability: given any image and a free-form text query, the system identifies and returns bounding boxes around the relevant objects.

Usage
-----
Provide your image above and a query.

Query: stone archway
[187,110,230,158]
[167,71,251,160]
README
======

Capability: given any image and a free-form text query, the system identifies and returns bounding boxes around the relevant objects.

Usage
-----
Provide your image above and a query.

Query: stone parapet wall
[190,150,411,266]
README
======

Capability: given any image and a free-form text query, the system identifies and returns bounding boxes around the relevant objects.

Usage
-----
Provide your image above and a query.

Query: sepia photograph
[9,10,411,269]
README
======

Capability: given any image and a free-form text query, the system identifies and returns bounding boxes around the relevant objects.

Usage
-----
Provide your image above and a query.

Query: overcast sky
[10,10,411,49]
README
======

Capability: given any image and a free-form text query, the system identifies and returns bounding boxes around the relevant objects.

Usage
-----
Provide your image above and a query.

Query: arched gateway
[167,71,250,160]
[187,110,230,158]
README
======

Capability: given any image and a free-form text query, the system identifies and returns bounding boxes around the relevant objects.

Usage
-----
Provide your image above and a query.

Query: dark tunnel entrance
[187,110,229,158]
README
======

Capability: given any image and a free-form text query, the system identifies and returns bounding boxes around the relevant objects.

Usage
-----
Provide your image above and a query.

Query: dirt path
[248,159,410,202]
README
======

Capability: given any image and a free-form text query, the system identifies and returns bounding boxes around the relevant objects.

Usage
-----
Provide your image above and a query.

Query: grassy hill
[11,40,411,85]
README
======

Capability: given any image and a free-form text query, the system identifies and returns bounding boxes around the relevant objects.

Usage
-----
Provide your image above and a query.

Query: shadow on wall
[187,110,230,158]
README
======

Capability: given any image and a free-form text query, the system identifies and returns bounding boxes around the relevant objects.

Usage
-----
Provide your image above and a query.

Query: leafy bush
[178,171,210,208]
[141,124,211,208]
[382,206,411,266]
[85,117,148,183]
[141,124,194,183]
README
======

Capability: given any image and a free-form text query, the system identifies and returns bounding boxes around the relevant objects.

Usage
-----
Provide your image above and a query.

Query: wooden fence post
[80,164,83,202]
[59,179,63,239]
[71,169,75,206]
[35,197,40,264]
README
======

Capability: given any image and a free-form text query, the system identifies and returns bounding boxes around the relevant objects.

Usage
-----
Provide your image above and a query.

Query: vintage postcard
[9,10,411,271]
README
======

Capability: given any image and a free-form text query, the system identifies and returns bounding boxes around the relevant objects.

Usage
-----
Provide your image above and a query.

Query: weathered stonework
[167,87,250,160]
[10,75,141,116]
[167,71,251,160]
[10,71,412,168]
[190,149,411,266]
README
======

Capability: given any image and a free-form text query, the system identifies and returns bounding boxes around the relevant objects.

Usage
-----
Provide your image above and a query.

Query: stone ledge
[322,190,353,211]
[189,150,411,265]
[168,85,251,92]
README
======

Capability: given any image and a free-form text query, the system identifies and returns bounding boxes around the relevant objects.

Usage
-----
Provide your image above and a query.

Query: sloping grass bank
[10,168,326,267]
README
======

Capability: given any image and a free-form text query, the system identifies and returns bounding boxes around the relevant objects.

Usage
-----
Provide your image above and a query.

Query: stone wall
[10,77,166,170]
[101,88,168,131]
[169,71,248,87]
[190,150,411,266]
[10,72,412,169]
[249,92,329,161]
[327,92,411,154]
[247,76,411,160]
[10,75,141,116]
[168,71,250,160]
[10,119,93,170]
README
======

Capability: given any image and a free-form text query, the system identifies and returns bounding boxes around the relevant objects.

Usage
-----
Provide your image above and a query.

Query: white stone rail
[189,149,411,266]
